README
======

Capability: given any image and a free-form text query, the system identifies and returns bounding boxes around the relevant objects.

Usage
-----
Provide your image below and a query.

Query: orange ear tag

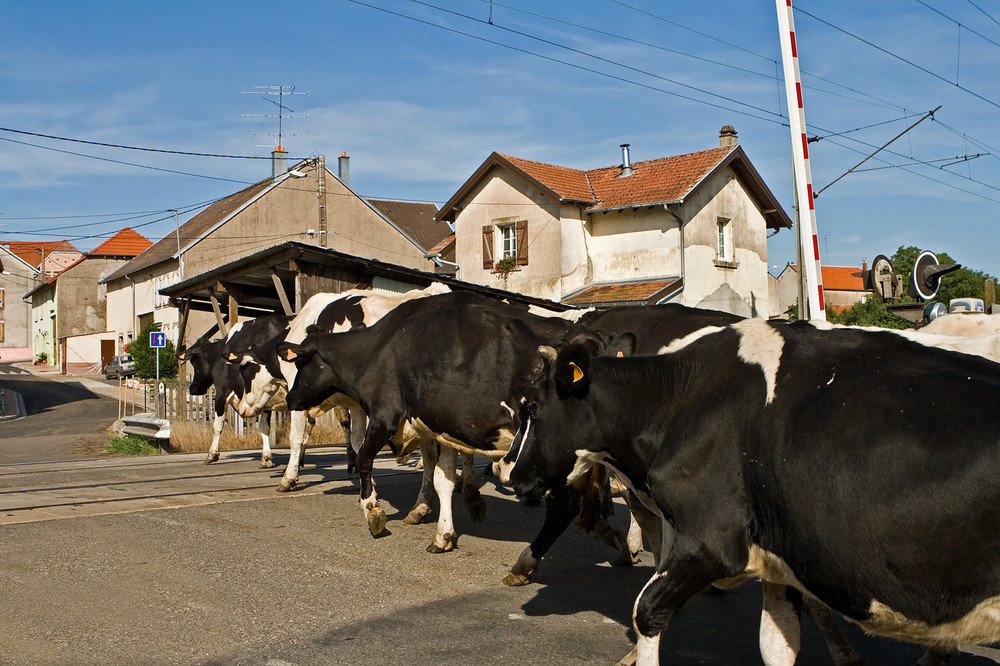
[616,351,624,357]
[569,361,584,383]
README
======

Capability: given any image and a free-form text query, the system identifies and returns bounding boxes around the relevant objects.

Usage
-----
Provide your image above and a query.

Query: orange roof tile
[792,264,866,291]
[499,154,595,202]
[88,227,152,257]
[563,278,680,306]
[1,240,79,268]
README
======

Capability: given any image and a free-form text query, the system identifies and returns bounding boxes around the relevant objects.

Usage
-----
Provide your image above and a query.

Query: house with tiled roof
[101,152,451,351]
[436,126,792,317]
[24,228,151,372]
[771,262,871,317]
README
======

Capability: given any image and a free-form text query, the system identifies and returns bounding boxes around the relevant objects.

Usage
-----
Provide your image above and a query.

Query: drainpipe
[425,253,461,281]
[125,273,136,345]
[664,204,685,301]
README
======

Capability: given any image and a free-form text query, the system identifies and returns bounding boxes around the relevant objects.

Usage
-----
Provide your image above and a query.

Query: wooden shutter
[482,225,494,269]
[515,220,528,265]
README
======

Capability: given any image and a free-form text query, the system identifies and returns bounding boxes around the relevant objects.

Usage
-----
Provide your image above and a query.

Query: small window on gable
[717,217,732,261]
[0,287,4,310]
[484,220,528,270]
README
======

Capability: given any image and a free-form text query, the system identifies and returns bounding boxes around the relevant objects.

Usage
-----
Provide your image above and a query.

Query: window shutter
[515,220,528,265]
[482,225,494,269]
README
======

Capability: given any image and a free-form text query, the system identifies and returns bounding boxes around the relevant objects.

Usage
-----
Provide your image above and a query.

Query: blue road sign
[150,331,167,348]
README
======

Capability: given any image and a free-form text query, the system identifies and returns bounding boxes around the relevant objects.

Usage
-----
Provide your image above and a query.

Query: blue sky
[2,0,999,279]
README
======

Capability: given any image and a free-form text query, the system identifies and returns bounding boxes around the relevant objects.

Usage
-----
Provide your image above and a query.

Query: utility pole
[777,0,826,321]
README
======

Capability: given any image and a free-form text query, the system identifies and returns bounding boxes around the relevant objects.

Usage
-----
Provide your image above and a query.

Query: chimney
[862,260,868,272]
[338,152,350,186]
[271,146,288,182]
[619,144,633,177]
[719,125,738,148]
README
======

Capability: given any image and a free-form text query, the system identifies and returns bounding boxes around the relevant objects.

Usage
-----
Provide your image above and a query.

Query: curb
[0,388,26,421]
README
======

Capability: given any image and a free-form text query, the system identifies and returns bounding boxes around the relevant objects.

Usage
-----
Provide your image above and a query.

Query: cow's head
[278,329,346,415]
[226,336,286,418]
[509,343,603,502]
[181,337,223,396]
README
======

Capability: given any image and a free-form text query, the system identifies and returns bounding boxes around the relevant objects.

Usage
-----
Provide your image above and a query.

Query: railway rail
[0,446,419,525]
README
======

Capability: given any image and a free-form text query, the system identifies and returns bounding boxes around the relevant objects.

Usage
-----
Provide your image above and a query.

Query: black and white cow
[224,284,475,529]
[177,313,292,467]
[497,303,744,586]
[509,318,1000,665]
[279,289,578,553]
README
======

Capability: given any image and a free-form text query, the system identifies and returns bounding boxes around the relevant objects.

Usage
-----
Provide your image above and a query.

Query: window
[0,320,5,343]
[0,287,4,310]
[717,217,731,261]
[483,219,529,270]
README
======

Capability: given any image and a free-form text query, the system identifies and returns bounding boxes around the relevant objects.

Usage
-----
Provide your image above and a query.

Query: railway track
[0,447,420,525]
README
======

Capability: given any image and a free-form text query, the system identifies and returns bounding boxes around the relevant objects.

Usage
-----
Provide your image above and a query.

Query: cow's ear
[276,342,309,362]
[305,324,323,335]
[605,332,637,357]
[555,344,591,399]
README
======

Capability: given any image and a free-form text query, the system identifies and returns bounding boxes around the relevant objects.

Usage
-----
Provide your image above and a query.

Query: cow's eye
[526,401,538,417]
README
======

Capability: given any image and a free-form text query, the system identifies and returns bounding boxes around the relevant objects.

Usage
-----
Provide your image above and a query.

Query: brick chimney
[719,125,738,148]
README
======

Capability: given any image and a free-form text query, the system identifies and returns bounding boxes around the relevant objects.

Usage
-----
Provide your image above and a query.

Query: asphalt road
[0,364,997,665]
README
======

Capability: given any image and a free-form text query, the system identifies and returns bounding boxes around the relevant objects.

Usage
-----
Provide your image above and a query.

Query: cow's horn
[538,345,557,362]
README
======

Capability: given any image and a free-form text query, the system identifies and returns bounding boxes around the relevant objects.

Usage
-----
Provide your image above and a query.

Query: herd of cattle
[177,284,1000,666]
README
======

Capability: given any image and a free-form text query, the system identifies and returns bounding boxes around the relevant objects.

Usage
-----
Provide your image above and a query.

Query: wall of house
[0,261,37,352]
[31,287,56,364]
[106,263,185,352]
[678,169,770,318]
[584,206,682,286]
[325,176,438,271]
[454,167,566,300]
[55,259,130,340]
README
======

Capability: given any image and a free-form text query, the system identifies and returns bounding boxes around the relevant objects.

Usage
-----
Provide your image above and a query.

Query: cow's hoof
[426,540,453,554]
[502,572,533,587]
[466,496,487,522]
[259,459,275,469]
[204,453,219,464]
[402,506,430,525]
[276,479,296,493]
[367,508,387,536]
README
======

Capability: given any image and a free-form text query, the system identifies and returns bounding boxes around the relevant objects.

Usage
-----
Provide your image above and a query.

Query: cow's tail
[576,464,609,533]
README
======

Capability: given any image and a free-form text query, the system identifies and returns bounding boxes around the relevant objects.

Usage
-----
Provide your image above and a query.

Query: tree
[890,246,997,305]
[128,321,178,380]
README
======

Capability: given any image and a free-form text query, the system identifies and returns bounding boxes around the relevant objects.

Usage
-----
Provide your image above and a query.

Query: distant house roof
[437,145,792,230]
[0,240,79,269]
[425,233,455,257]
[87,228,152,257]
[104,179,274,284]
[366,198,450,252]
[790,264,867,292]
[562,277,683,307]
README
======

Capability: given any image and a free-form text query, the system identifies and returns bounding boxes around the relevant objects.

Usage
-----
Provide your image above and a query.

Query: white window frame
[500,224,517,260]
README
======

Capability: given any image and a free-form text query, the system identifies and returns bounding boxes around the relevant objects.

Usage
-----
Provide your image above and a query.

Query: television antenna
[241,85,311,149]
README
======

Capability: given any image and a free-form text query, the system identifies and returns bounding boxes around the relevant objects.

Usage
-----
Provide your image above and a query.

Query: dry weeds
[167,416,346,454]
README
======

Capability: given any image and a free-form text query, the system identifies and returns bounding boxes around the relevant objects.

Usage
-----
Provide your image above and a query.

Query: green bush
[128,321,178,380]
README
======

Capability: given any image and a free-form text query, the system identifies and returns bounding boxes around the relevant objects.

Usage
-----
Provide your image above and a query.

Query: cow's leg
[759,581,802,666]
[621,486,661,563]
[628,524,739,666]
[802,596,864,666]
[427,444,459,553]
[204,410,226,464]
[503,484,582,586]
[460,452,487,522]
[404,440,438,525]
[356,421,392,536]
[277,411,310,492]
[258,410,275,469]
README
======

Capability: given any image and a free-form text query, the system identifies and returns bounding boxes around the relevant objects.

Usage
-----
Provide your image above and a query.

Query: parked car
[104,353,136,379]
